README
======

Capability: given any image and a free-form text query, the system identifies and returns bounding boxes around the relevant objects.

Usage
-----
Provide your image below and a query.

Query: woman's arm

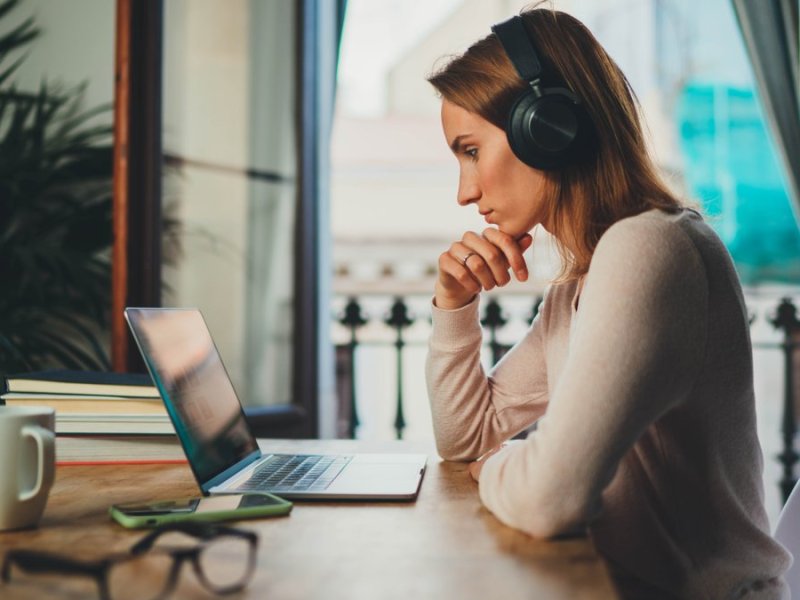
[426,292,551,461]
[426,228,545,461]
[477,215,708,538]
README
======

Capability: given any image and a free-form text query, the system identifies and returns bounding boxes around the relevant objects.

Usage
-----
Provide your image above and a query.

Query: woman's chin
[497,224,530,239]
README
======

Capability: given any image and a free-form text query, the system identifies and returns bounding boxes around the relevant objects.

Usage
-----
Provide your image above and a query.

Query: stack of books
[1,370,184,464]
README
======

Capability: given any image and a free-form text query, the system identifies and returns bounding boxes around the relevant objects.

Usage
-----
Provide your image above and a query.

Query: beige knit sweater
[426,208,791,599]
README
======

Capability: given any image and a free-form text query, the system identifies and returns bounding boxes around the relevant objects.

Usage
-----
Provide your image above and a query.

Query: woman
[424,7,790,599]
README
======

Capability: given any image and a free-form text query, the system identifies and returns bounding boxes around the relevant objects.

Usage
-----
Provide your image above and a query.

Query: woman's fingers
[435,230,533,309]
[437,247,482,310]
[482,228,532,281]
[449,230,532,290]
[462,231,512,288]
[447,240,498,291]
[439,249,481,293]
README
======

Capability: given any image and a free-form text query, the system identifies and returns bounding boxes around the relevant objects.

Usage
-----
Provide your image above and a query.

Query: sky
[337,0,463,117]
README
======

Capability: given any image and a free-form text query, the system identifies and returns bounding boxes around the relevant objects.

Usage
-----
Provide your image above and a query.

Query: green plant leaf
[0,7,113,374]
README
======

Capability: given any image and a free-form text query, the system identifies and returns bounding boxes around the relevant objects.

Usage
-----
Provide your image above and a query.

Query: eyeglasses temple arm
[2,550,104,581]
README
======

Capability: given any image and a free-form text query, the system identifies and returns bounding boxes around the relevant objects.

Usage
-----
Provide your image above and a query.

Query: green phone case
[109,493,293,528]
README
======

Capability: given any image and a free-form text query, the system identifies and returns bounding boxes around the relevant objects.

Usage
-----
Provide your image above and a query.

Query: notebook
[124,307,426,500]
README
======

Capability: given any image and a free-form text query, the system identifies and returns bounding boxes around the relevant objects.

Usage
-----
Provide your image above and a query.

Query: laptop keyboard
[236,454,352,493]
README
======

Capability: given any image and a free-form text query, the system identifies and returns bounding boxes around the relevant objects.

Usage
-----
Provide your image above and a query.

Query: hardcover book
[1,393,166,415]
[2,370,158,398]
[56,434,185,464]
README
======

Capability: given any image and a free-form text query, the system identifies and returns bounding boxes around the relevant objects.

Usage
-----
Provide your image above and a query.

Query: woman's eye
[465,148,478,160]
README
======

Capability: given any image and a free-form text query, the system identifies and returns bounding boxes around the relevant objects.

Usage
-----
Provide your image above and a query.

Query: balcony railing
[332,291,800,506]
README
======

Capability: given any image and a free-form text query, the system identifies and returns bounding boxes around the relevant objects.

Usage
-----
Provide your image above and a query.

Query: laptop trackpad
[326,464,422,495]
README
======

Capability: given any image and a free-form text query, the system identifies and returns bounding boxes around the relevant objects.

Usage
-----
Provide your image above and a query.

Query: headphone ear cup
[506,90,582,170]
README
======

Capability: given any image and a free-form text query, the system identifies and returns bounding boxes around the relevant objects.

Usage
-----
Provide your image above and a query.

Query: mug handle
[18,425,55,502]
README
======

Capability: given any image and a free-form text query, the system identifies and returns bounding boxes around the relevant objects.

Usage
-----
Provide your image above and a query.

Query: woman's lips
[482,211,494,224]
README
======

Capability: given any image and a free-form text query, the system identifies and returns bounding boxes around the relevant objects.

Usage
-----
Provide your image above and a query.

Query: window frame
[112,0,330,438]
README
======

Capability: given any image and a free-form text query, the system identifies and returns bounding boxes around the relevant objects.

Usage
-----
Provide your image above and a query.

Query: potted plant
[0,0,115,375]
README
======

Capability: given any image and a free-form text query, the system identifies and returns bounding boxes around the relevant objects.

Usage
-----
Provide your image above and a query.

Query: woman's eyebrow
[449,134,472,154]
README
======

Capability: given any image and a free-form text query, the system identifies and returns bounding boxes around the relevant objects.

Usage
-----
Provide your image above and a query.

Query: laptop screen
[125,308,259,485]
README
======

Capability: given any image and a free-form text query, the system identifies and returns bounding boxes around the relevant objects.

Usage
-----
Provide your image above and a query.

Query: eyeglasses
[1,521,258,600]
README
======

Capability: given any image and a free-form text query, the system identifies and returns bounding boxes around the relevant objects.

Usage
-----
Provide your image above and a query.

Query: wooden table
[0,440,619,599]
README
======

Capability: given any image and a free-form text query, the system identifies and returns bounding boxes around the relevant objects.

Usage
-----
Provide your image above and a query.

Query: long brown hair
[428,7,684,280]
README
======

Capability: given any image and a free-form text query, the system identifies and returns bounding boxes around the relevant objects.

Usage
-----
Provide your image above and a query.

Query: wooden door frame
[112,0,163,373]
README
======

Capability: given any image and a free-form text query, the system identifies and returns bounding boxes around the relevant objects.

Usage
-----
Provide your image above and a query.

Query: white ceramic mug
[0,406,55,530]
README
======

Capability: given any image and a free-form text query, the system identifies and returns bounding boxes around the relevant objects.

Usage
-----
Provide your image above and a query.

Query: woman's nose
[457,172,480,206]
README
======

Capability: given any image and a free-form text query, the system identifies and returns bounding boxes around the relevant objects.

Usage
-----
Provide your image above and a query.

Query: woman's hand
[468,443,508,482]
[435,228,533,310]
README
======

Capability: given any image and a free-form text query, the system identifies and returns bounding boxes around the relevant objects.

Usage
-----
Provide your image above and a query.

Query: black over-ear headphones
[491,16,591,170]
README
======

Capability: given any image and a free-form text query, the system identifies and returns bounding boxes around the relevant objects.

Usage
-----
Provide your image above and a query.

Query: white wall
[1,0,114,113]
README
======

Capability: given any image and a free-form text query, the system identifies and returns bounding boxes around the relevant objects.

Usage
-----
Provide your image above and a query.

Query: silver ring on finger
[461,251,476,267]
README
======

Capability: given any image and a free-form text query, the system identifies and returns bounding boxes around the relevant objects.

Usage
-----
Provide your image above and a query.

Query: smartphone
[110,493,292,528]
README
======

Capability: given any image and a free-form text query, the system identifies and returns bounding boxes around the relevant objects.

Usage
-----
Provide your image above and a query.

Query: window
[161,1,298,410]
[115,0,343,437]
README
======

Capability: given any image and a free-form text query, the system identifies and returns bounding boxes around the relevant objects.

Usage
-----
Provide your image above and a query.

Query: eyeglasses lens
[197,535,254,592]
[106,551,174,600]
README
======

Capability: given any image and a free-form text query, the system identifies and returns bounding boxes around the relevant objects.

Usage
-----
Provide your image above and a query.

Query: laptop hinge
[201,449,264,494]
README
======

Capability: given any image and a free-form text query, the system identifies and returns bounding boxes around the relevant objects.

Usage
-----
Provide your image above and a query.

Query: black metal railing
[335,294,533,440]
[334,293,800,504]
[770,298,800,503]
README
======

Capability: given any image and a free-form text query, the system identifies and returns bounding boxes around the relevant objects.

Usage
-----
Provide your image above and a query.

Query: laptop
[124,307,426,500]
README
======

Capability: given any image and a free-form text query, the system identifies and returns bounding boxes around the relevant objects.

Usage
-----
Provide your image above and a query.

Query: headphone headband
[491,16,543,84]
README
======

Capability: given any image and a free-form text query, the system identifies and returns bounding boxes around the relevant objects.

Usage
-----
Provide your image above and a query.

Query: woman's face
[441,99,550,238]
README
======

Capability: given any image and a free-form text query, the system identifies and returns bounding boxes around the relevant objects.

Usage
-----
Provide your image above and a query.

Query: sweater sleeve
[425,293,551,462]
[478,215,709,538]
